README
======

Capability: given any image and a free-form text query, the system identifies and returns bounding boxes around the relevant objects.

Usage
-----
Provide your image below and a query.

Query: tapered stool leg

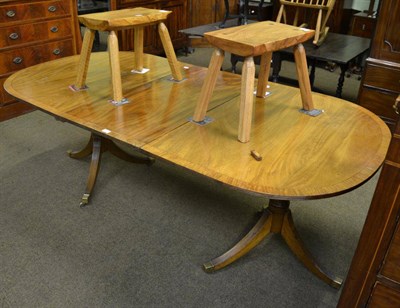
[108,30,126,104]
[158,22,183,81]
[72,28,96,90]
[134,27,144,72]
[238,56,255,143]
[193,48,225,122]
[256,52,272,98]
[293,44,314,111]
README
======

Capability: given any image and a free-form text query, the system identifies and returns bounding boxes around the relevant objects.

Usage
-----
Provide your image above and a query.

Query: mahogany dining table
[4,51,390,288]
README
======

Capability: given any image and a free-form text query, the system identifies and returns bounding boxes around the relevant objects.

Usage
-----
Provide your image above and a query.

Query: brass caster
[80,193,90,207]
[203,262,215,273]
[330,277,343,289]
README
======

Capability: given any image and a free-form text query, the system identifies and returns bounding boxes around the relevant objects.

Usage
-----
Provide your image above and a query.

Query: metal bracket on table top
[253,90,272,97]
[69,84,89,92]
[299,109,323,117]
[166,76,187,83]
[188,116,214,126]
[109,98,130,106]
[131,68,150,74]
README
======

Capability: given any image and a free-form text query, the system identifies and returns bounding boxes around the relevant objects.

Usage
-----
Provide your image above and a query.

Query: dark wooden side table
[268,33,370,98]
[181,22,370,98]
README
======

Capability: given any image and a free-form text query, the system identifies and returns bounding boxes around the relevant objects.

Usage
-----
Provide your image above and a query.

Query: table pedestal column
[203,199,342,288]
[68,133,154,206]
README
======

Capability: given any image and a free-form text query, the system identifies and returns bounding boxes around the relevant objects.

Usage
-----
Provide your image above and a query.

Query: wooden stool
[192,21,317,143]
[71,7,183,105]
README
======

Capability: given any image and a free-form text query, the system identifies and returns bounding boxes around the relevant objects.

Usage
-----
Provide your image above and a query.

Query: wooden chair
[220,0,266,27]
[71,7,183,105]
[276,0,336,46]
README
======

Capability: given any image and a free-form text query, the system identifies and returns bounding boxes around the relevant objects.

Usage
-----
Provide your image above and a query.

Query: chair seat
[78,7,171,31]
[204,21,315,57]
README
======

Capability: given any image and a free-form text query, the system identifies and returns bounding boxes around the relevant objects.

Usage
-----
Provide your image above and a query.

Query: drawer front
[351,16,376,38]
[386,134,400,164]
[363,63,400,93]
[0,1,70,25]
[0,18,72,48]
[118,0,158,5]
[0,39,74,75]
[0,100,35,121]
[359,86,399,122]
[0,75,15,106]
[381,222,400,281]
[368,282,400,307]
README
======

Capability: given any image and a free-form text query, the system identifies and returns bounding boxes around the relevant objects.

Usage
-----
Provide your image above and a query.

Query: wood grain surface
[78,8,171,31]
[204,21,315,56]
[4,52,241,147]
[4,52,391,200]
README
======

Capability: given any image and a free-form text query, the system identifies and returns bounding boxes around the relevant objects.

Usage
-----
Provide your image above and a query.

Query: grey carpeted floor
[0,48,375,307]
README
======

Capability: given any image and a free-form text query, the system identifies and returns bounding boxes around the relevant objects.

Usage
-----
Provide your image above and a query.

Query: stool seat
[78,8,171,31]
[193,21,317,143]
[204,21,315,57]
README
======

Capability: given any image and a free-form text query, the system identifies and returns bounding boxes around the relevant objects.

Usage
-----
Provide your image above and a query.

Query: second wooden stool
[192,21,316,143]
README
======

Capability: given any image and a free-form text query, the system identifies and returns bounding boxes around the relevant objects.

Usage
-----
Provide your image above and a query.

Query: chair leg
[276,4,284,23]
[193,48,225,122]
[158,22,183,81]
[73,28,96,90]
[134,27,144,72]
[293,44,314,111]
[108,30,125,104]
[313,9,323,46]
[238,56,255,143]
[256,52,272,98]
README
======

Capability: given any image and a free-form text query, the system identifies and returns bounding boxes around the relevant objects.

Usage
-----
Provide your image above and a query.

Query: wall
[344,0,379,11]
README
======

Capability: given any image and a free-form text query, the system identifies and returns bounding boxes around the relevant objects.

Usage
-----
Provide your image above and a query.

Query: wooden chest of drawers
[358,59,400,130]
[0,0,81,121]
[338,117,400,307]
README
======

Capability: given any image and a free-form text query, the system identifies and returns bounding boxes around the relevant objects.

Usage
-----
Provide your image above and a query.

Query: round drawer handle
[9,32,19,40]
[250,9,255,14]
[53,48,61,55]
[394,95,400,115]
[6,10,16,18]
[50,26,59,33]
[48,6,57,12]
[13,57,23,64]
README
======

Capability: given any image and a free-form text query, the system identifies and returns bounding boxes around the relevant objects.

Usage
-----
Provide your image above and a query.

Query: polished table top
[4,52,390,200]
